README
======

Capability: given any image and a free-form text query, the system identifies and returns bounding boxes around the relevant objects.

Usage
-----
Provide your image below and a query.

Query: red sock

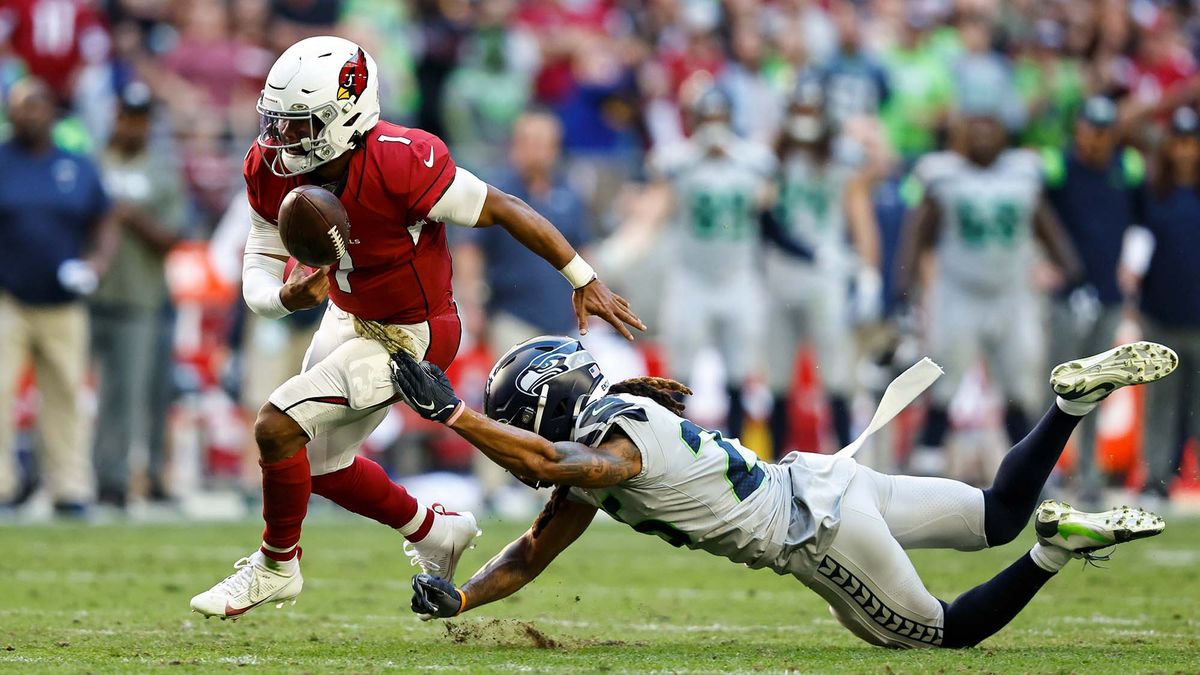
[260,448,311,561]
[311,456,435,542]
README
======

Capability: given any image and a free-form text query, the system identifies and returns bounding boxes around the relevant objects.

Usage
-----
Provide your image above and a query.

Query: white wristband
[559,254,597,290]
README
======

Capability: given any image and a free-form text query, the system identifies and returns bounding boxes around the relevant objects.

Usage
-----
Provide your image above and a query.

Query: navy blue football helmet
[483,336,609,443]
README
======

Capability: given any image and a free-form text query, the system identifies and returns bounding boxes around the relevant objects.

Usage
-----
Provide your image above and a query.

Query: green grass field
[2,514,1198,673]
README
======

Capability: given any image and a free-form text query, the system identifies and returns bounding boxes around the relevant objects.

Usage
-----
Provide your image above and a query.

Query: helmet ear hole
[553,398,570,417]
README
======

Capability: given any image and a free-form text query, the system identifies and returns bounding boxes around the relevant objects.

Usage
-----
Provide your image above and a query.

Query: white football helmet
[256,36,381,177]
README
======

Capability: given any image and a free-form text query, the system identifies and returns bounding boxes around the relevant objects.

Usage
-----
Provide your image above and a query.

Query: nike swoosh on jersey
[424,146,435,168]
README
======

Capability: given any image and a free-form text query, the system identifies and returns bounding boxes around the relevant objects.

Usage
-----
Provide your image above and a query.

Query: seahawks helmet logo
[515,342,596,395]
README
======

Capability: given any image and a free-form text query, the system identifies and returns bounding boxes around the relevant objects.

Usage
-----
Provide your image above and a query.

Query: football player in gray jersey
[641,87,776,439]
[391,335,1174,649]
[898,99,1083,474]
[763,77,882,456]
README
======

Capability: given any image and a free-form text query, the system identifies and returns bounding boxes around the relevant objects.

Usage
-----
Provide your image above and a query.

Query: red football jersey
[245,121,459,325]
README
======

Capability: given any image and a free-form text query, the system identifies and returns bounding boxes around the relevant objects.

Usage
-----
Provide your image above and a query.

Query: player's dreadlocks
[609,377,692,416]
[531,377,692,538]
[532,486,570,538]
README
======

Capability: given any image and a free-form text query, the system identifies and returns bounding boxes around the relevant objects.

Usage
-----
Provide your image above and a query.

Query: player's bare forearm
[896,196,940,298]
[458,498,597,613]
[1033,198,1084,283]
[474,185,646,338]
[86,210,122,277]
[845,172,882,268]
[449,407,640,487]
[476,185,576,267]
[121,204,182,255]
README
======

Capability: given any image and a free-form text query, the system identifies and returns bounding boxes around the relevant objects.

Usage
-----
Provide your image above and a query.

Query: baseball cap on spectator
[1170,106,1200,135]
[1080,96,1117,128]
[117,81,154,115]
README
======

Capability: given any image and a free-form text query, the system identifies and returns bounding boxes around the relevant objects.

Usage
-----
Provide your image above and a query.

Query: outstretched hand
[572,279,646,340]
[389,351,463,424]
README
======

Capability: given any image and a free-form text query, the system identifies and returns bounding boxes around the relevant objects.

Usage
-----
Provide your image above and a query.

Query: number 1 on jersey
[334,251,353,293]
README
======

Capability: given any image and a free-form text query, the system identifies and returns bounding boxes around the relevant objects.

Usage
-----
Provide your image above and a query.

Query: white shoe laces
[212,557,257,597]
[403,541,442,573]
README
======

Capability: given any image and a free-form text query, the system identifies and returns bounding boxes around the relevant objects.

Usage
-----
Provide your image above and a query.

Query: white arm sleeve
[242,253,291,319]
[1120,225,1156,276]
[244,208,290,257]
[427,167,488,226]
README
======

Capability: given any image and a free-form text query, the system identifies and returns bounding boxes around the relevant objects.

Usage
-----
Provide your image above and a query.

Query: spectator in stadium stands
[1127,106,1200,508]
[821,3,890,129]
[879,8,953,164]
[453,109,590,510]
[89,83,187,509]
[720,21,782,145]
[441,3,534,174]
[0,0,110,105]
[952,11,1025,132]
[1015,20,1085,152]
[0,79,117,515]
[1042,96,1146,509]
[454,109,590,355]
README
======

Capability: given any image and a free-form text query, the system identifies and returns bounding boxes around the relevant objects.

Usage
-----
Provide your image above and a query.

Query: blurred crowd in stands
[1,0,1198,518]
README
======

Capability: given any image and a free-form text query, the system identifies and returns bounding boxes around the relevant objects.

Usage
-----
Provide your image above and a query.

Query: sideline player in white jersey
[764,77,881,456]
[644,86,776,439]
[898,97,1082,474]
[391,336,1175,649]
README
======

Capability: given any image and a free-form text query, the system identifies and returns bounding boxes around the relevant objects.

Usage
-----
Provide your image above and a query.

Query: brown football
[277,185,350,267]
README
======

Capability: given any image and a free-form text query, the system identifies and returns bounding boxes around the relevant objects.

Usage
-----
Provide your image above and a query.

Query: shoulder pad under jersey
[572,395,650,446]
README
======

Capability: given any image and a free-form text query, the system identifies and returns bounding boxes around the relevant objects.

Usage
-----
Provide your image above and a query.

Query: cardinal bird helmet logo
[337,48,369,102]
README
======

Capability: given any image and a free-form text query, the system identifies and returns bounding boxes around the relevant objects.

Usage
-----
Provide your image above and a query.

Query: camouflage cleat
[1051,341,1178,404]
[1035,499,1165,561]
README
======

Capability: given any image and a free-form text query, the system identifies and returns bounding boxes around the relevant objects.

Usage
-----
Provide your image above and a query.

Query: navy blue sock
[1002,404,1032,446]
[828,395,852,449]
[919,405,950,448]
[725,385,745,441]
[769,396,790,459]
[940,552,1055,648]
[982,406,1081,545]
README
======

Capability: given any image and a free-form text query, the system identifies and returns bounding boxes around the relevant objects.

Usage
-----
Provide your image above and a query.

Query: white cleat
[1035,499,1165,561]
[1051,341,1178,404]
[190,550,303,620]
[404,504,481,584]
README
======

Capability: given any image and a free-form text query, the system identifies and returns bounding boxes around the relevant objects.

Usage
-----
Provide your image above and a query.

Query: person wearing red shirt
[0,0,109,104]
[190,36,643,620]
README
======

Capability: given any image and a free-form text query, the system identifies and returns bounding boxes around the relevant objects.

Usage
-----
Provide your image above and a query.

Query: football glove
[411,573,463,620]
[389,351,462,424]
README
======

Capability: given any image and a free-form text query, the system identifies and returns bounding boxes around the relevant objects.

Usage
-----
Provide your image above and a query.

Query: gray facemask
[692,121,736,151]
[787,115,825,143]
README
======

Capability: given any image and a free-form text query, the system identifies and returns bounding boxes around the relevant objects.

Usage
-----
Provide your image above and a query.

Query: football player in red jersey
[190,36,645,619]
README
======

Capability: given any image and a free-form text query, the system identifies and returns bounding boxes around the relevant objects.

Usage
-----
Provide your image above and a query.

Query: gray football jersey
[650,141,776,282]
[567,393,796,568]
[917,149,1042,293]
[774,152,855,263]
